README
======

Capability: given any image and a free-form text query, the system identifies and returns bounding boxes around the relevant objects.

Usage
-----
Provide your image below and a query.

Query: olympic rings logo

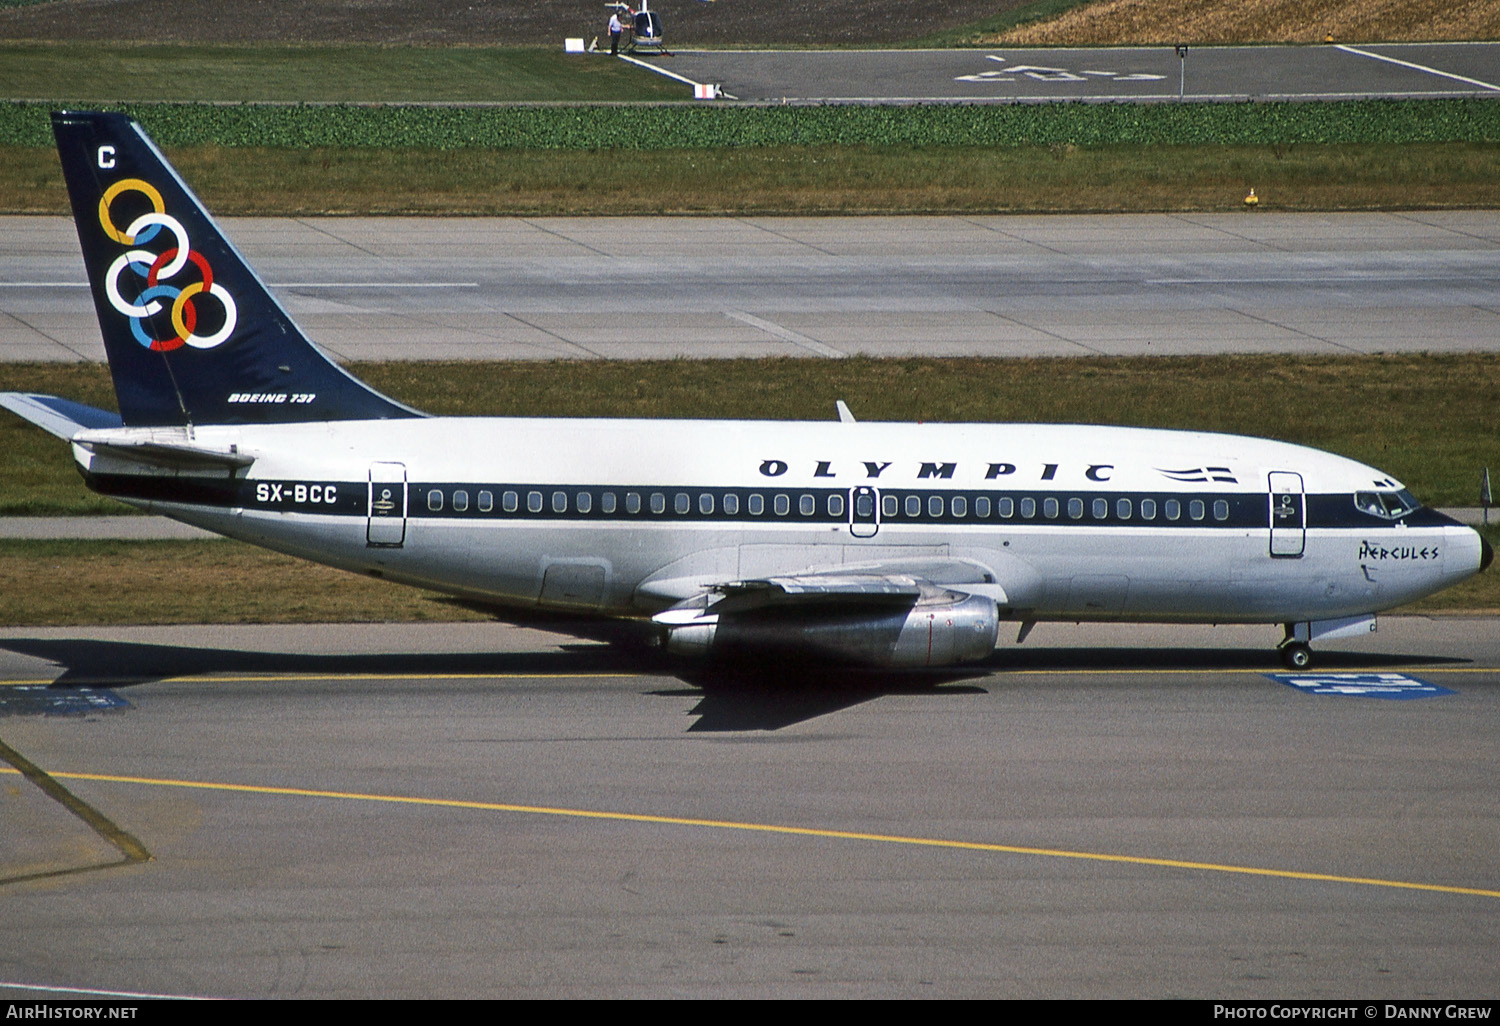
[98,178,237,352]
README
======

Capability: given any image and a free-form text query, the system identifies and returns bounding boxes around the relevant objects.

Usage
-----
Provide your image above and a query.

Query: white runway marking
[1336,44,1500,92]
[0,980,216,1000]
[725,309,847,358]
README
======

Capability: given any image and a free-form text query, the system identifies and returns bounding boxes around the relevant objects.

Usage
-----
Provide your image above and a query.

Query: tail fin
[51,110,420,427]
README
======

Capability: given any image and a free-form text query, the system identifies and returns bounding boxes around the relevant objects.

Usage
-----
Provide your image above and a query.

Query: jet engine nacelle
[662,592,999,668]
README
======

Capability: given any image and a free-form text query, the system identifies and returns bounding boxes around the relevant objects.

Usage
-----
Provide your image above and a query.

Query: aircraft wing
[650,560,1006,666]
[652,558,1010,623]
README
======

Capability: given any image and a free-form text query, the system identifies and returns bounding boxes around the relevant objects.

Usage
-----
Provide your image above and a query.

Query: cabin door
[367,461,408,547]
[1268,471,1305,558]
[850,486,880,538]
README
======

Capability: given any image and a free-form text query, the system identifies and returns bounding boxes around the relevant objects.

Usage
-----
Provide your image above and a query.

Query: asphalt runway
[5,211,1500,362]
[634,43,1500,102]
[1,617,1498,998]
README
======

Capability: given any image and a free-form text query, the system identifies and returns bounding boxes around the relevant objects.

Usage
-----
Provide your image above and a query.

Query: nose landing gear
[1278,640,1313,670]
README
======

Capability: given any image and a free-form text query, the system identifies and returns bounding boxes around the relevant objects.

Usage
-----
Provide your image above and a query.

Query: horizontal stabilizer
[0,392,122,439]
[73,429,255,471]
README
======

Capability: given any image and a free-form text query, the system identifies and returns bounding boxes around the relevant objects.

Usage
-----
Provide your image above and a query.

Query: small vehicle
[606,1,666,54]
[631,1,664,51]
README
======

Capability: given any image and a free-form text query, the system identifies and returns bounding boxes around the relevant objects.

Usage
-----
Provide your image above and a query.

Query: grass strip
[5,141,1499,215]
[4,98,1500,150]
[0,539,489,625]
[3,355,1497,513]
[0,44,687,104]
[0,533,1493,626]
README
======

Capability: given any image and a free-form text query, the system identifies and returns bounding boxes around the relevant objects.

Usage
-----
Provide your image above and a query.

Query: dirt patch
[0,0,1036,46]
[993,0,1500,45]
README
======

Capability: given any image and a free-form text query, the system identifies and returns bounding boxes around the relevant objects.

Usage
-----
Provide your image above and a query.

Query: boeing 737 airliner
[2,112,1490,670]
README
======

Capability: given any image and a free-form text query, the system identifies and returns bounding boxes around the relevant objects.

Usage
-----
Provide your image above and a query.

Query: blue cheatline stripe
[83,472,1452,532]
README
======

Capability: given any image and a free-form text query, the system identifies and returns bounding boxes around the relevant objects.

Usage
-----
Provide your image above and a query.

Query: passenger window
[699,493,714,515]
[427,489,444,512]
[1140,498,1155,520]
[1020,497,1036,519]
[999,497,1014,518]
[774,494,790,516]
[1116,498,1131,519]
[1067,497,1084,519]
[453,489,469,512]
[952,496,968,517]
[478,490,493,513]
[1164,499,1181,521]
[1092,498,1108,519]
[527,491,543,513]
[799,494,815,516]
[650,492,666,514]
[1213,500,1229,521]
[1043,497,1059,519]
[601,492,616,514]
[552,491,568,513]
[1189,499,1206,521]
[626,492,641,514]
[883,494,898,517]
[503,490,518,512]
[928,495,944,518]
[974,496,990,517]
[577,492,593,514]
[906,495,921,517]
[723,493,739,515]
[827,494,844,517]
[748,493,765,515]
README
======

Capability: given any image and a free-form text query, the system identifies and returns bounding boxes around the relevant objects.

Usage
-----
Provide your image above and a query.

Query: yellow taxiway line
[5,765,1497,901]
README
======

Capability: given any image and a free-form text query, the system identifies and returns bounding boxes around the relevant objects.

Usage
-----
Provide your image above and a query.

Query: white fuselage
[73,417,1486,628]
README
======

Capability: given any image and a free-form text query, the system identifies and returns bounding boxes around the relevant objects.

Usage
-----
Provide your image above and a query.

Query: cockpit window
[1354,489,1420,520]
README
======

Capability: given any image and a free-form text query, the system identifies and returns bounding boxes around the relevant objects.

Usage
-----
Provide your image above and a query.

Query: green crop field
[6,97,1500,150]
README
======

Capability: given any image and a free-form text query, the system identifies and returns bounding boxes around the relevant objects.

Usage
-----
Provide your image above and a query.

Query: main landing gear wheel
[1279,642,1313,670]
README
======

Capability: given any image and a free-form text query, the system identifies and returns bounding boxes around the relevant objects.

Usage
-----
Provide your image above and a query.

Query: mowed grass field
[0,44,686,103]
[7,141,1500,216]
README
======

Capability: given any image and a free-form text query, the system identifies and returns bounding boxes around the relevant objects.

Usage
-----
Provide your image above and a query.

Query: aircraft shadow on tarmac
[0,637,1469,732]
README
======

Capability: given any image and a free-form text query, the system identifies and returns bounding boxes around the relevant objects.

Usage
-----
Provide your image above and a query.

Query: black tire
[1280,642,1312,670]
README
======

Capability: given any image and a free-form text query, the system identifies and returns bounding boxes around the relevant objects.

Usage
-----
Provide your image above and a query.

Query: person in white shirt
[608,11,623,55]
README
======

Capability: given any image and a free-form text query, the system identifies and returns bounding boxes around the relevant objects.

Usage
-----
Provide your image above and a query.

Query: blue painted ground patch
[0,686,132,716]
[1267,672,1454,700]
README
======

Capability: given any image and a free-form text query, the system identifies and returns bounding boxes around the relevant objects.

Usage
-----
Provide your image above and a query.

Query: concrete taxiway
[1,618,1498,998]
[4,211,1500,362]
[638,42,1500,104]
